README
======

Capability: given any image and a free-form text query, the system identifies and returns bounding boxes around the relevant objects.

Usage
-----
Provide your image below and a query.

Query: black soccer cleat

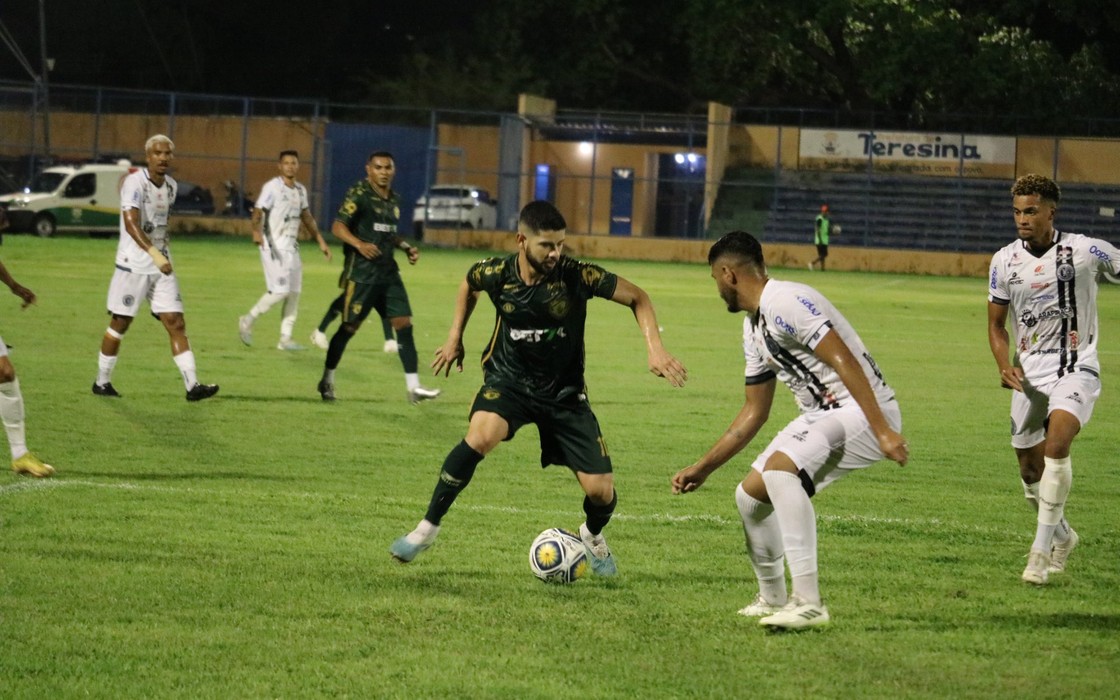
[317,379,336,402]
[185,383,220,402]
[92,381,122,398]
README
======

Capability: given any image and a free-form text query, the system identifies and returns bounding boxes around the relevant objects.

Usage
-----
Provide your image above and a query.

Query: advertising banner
[799,128,1016,178]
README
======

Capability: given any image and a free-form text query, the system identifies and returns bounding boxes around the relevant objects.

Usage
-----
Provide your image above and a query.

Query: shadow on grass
[988,612,1120,631]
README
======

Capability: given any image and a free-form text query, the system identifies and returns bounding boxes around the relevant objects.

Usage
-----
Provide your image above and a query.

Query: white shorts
[751,399,903,496]
[106,267,184,316]
[1010,372,1101,449]
[260,246,302,295]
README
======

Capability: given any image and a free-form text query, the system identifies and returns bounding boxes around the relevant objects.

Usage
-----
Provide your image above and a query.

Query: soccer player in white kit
[0,257,54,477]
[238,150,332,350]
[987,173,1120,585]
[672,231,908,630]
[92,134,219,402]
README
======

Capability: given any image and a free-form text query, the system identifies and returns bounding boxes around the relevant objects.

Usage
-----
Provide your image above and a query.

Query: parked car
[0,162,133,237]
[413,184,497,236]
[170,180,216,216]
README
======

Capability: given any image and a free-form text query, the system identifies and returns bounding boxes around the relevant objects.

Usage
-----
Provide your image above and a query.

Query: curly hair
[1011,174,1061,205]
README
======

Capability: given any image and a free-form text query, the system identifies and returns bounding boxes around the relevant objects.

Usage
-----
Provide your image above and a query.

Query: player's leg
[760,451,822,606]
[240,246,286,346]
[95,270,148,396]
[735,471,786,615]
[385,282,439,404]
[0,349,53,477]
[276,252,303,350]
[391,409,511,563]
[381,315,398,353]
[94,314,132,397]
[318,282,368,400]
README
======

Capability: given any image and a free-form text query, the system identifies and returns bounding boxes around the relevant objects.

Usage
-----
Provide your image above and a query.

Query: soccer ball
[529,528,589,584]
[832,224,842,236]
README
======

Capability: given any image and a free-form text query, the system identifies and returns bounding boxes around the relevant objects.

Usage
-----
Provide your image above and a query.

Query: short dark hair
[279,149,299,160]
[368,151,394,163]
[1011,174,1061,205]
[708,230,766,269]
[519,200,566,233]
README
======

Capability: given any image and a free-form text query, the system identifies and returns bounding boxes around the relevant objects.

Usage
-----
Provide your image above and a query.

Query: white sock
[1032,456,1072,552]
[762,469,820,606]
[173,350,199,389]
[279,291,300,341]
[97,352,119,386]
[0,378,27,459]
[735,483,787,606]
[1024,478,1070,545]
[405,372,420,391]
[250,291,286,319]
[322,368,335,384]
[407,519,440,545]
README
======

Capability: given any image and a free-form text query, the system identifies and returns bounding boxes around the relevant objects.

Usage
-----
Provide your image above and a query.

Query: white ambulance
[0,162,133,237]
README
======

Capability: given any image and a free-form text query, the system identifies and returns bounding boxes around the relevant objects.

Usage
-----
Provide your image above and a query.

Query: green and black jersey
[468,254,619,400]
[335,179,401,284]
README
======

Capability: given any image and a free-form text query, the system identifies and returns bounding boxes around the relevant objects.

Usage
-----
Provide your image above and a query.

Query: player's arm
[331,219,379,260]
[432,277,480,377]
[813,330,907,465]
[0,259,35,308]
[388,233,419,265]
[987,300,1023,391]
[609,276,688,387]
[123,208,171,274]
[672,378,776,494]
[300,209,332,261]
[250,207,264,247]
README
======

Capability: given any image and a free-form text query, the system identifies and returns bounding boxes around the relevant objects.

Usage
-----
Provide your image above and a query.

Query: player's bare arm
[0,260,35,308]
[672,379,776,494]
[124,208,171,274]
[432,279,479,377]
[609,276,688,387]
[300,209,332,261]
[986,300,1024,391]
[331,220,380,259]
[813,330,909,466]
[250,207,264,246]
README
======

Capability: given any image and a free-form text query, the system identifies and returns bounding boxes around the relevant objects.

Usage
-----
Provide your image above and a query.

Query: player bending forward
[672,231,907,631]
[390,201,688,573]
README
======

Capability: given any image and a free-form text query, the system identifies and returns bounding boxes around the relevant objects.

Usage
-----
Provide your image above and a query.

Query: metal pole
[37,0,50,157]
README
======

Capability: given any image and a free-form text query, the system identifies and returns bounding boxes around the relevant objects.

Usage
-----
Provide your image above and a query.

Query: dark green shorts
[341,276,412,325]
[470,382,612,474]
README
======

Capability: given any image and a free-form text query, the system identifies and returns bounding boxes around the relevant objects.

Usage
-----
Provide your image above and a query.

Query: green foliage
[1,235,1119,697]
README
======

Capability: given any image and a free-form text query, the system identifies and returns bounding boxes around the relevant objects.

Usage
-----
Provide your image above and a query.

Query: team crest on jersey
[547,296,570,319]
[502,302,515,313]
[1056,264,1074,281]
[482,388,501,401]
[342,201,357,215]
[581,267,604,287]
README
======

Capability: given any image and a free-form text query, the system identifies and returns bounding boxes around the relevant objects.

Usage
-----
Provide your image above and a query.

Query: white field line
[1,477,1010,536]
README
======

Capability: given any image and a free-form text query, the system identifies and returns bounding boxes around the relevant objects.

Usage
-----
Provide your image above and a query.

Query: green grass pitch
[1,233,1118,698]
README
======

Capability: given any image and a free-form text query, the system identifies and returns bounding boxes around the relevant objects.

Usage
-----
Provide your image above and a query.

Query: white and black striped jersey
[255,177,308,252]
[743,280,893,414]
[989,230,1120,382]
[115,169,176,275]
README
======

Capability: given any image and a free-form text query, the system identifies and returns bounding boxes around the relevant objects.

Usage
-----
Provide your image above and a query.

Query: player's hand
[320,244,333,262]
[648,348,688,387]
[251,231,263,247]
[431,339,465,377]
[406,246,419,265]
[148,247,173,275]
[878,429,909,467]
[671,464,709,494]
[358,241,381,259]
[998,366,1024,392]
[10,283,35,308]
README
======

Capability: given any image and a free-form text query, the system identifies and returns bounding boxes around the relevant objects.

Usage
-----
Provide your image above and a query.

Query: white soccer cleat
[1021,549,1050,585]
[238,315,253,346]
[579,522,618,577]
[759,594,830,630]
[407,386,441,405]
[309,329,329,349]
[737,594,785,618]
[1049,527,1079,573]
[383,339,399,353]
[276,339,306,351]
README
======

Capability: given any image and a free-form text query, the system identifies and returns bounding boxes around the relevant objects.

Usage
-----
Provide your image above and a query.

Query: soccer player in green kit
[390,200,688,574]
[316,151,439,403]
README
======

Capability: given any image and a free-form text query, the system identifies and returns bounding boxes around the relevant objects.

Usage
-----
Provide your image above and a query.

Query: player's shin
[762,470,820,606]
[736,483,787,605]
[0,378,26,458]
[582,490,617,536]
[396,325,418,374]
[424,440,484,526]
[1032,456,1072,552]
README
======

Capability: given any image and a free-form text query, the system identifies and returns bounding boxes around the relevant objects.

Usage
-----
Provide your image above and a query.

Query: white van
[0,162,133,237]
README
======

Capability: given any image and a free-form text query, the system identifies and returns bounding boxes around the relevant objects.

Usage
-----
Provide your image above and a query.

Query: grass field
[1,233,1118,699]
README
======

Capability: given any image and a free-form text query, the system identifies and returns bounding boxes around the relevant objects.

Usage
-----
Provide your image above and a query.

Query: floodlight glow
[579,142,594,156]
